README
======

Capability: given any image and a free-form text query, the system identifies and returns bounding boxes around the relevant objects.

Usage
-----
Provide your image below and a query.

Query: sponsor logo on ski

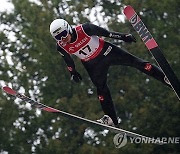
[129,14,152,44]
[16,93,44,109]
[127,11,158,50]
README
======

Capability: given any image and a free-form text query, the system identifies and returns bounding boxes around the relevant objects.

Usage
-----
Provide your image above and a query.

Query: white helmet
[49,19,72,41]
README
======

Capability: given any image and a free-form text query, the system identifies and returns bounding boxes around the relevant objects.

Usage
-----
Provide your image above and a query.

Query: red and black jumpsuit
[56,23,169,125]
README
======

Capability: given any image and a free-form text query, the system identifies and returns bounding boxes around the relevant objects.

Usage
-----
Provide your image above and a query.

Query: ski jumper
[56,23,169,125]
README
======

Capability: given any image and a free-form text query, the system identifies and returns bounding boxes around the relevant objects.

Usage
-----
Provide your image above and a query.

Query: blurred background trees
[0,0,179,153]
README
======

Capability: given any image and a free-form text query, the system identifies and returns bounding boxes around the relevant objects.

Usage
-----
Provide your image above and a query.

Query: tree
[0,0,179,153]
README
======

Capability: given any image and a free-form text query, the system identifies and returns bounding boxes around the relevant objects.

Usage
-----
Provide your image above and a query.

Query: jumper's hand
[122,34,136,43]
[70,71,82,83]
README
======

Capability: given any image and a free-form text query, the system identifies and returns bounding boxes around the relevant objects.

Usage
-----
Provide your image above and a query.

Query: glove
[70,70,82,83]
[122,34,136,43]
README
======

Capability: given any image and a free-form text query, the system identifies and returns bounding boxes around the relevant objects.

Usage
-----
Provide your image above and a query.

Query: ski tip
[2,86,17,95]
[123,5,133,13]
[123,5,136,20]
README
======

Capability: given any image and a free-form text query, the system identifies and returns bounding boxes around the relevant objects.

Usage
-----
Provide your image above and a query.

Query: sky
[0,0,125,26]
[0,0,14,12]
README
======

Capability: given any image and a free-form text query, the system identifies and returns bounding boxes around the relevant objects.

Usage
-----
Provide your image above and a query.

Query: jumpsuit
[56,23,170,125]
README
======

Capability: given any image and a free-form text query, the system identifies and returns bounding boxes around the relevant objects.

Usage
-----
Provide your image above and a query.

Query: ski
[3,86,163,144]
[123,5,180,100]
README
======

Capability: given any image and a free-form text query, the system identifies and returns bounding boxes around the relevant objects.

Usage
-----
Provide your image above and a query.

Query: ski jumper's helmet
[50,19,72,41]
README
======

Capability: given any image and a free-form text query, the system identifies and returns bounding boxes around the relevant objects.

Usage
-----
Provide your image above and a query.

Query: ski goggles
[55,30,68,40]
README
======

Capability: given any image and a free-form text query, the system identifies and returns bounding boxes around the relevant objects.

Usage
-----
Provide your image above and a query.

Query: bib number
[79,45,92,55]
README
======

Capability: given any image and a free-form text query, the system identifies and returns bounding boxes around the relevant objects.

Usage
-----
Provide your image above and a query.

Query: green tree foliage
[0,0,179,153]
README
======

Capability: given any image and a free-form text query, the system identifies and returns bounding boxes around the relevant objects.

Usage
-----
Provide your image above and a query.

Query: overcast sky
[0,0,14,12]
